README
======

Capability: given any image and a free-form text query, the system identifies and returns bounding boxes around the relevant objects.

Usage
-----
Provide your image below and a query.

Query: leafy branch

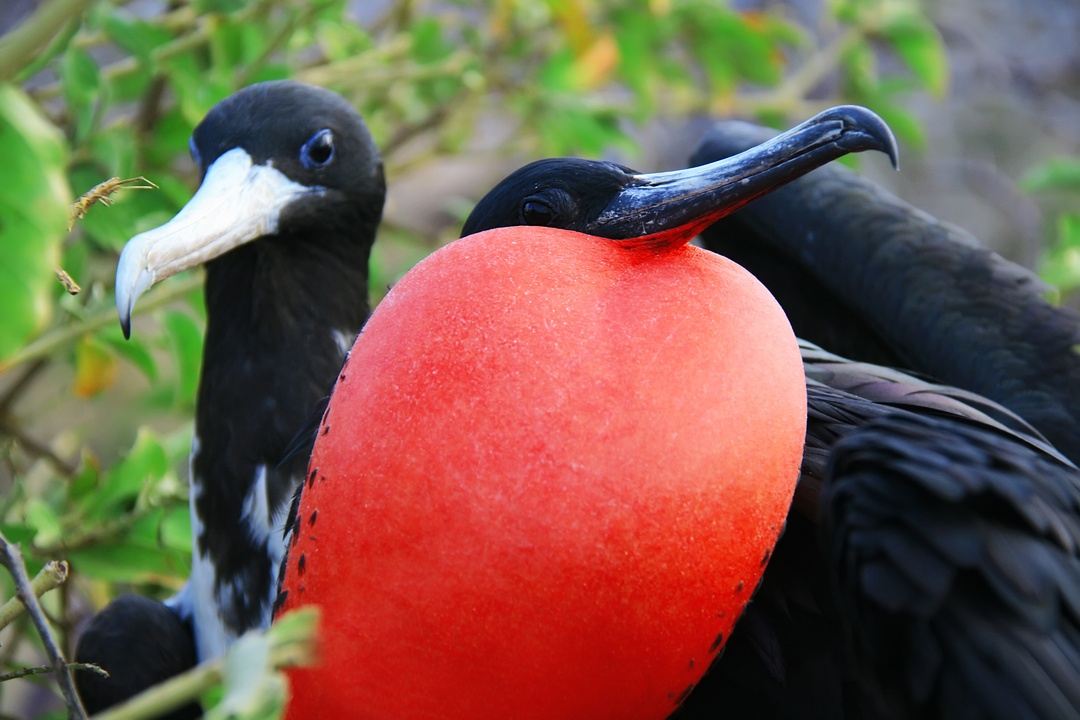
[0,274,203,374]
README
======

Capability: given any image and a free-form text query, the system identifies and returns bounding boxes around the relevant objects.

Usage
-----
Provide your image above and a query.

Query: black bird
[75,80,384,712]
[691,121,1080,464]
[460,116,1080,719]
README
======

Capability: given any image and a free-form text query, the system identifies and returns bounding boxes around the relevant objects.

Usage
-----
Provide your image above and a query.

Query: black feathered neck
[191,204,375,634]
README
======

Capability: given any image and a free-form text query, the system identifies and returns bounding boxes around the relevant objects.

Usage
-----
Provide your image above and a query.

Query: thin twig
[382,104,454,158]
[0,560,68,631]
[31,0,277,101]
[34,507,153,556]
[235,1,327,88]
[56,268,82,295]
[0,360,48,416]
[0,662,106,684]
[0,417,78,477]
[0,534,86,719]
[736,25,865,115]
[0,0,95,81]
[0,273,203,373]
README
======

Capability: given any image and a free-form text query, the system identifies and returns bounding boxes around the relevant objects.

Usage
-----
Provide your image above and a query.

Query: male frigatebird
[458,122,1080,719]
[75,80,384,714]
[272,106,900,718]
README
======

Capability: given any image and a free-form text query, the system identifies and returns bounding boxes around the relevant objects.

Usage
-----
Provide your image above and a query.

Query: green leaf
[840,40,877,97]
[160,505,192,552]
[144,106,197,167]
[679,5,782,90]
[84,428,169,520]
[613,7,659,111]
[209,19,268,86]
[68,540,187,583]
[0,85,69,364]
[538,48,576,92]
[873,101,926,149]
[67,454,101,504]
[880,13,948,97]
[1021,158,1080,193]
[165,310,204,408]
[100,326,159,383]
[410,18,451,64]
[1040,213,1080,294]
[59,45,102,144]
[195,0,246,13]
[161,52,231,127]
[25,499,63,549]
[101,10,173,62]
[88,123,139,179]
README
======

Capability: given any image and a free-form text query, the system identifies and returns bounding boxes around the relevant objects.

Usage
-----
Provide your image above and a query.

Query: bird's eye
[300,129,335,169]
[521,198,555,226]
[188,136,202,167]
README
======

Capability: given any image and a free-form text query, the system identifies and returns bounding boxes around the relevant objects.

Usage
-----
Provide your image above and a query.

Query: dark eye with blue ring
[300,129,335,169]
[188,136,201,167]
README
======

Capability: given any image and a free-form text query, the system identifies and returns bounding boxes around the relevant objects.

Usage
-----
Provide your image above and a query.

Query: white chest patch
[188,459,292,661]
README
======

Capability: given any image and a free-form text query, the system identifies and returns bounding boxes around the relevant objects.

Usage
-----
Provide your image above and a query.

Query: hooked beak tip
[822,104,900,170]
[115,238,155,341]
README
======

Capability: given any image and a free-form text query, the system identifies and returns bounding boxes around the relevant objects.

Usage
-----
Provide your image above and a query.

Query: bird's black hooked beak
[593,105,898,247]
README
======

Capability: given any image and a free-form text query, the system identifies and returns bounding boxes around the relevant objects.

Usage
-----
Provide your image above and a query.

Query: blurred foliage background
[0,0,1077,716]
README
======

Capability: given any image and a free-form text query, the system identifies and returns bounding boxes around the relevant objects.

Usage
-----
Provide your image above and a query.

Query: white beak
[115,148,320,337]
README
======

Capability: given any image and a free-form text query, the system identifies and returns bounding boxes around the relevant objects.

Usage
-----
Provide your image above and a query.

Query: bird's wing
[679,355,1080,719]
[825,411,1080,719]
[800,340,1073,468]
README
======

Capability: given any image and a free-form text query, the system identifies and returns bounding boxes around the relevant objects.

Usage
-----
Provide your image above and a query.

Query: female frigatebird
[75,80,384,714]
[458,121,1080,719]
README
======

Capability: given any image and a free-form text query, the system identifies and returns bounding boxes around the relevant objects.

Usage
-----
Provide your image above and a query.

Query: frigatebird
[459,120,1080,719]
[691,121,1080,464]
[75,80,384,714]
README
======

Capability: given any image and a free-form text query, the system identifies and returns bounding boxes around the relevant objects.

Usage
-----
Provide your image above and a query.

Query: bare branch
[0,535,86,719]
[0,662,107,684]
[0,0,95,82]
[0,560,68,631]
[0,416,78,478]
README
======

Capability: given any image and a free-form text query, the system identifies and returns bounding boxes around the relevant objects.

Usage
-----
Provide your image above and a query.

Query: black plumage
[691,122,1080,464]
[74,595,199,719]
[675,346,1080,720]
[77,81,384,712]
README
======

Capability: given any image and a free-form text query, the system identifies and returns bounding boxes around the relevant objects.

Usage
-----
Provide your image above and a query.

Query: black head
[462,105,898,248]
[460,158,642,237]
[190,80,385,234]
[116,81,385,336]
